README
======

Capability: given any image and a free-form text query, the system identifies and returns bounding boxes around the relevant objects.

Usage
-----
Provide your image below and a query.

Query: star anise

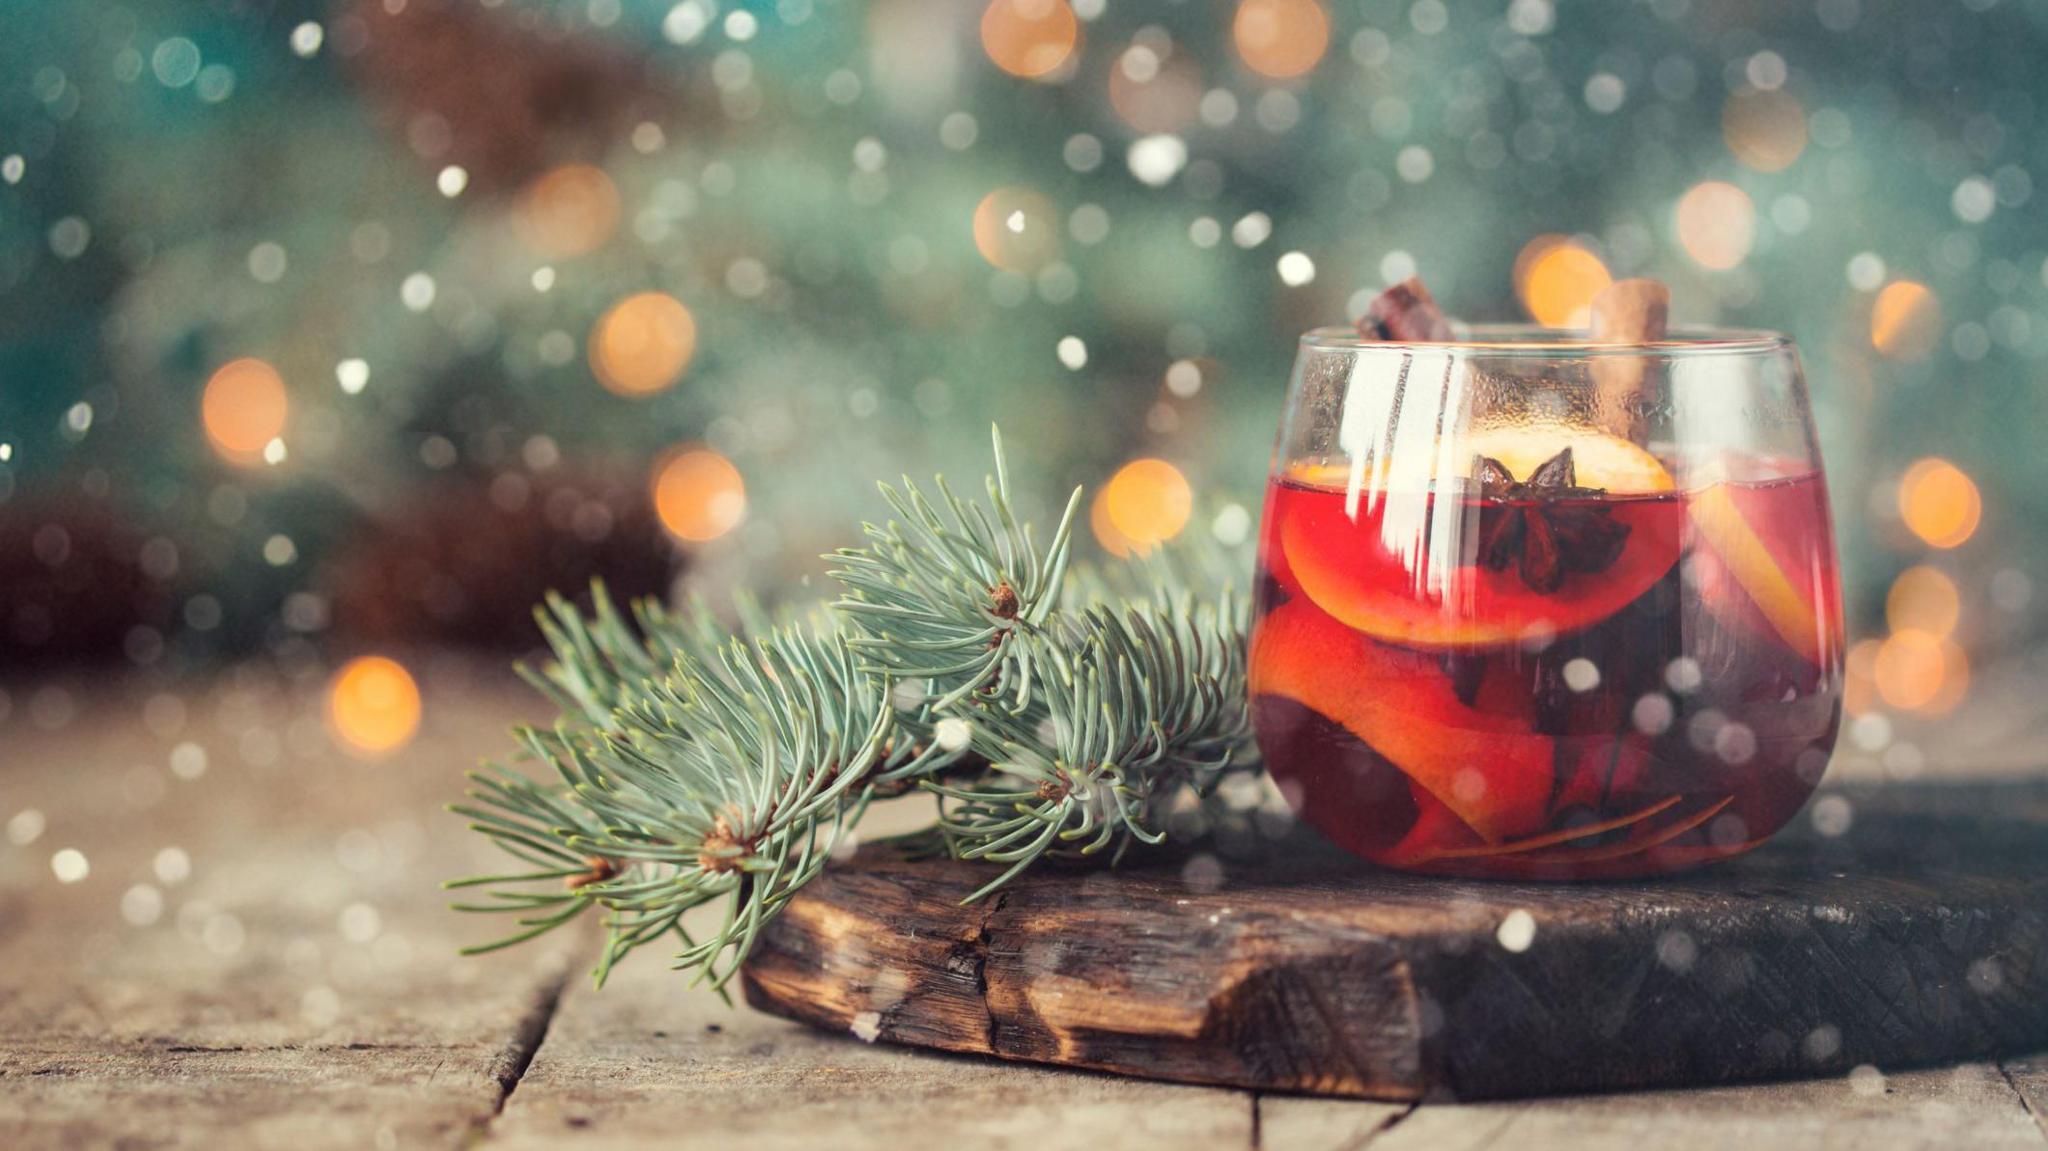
[1473,448,1632,594]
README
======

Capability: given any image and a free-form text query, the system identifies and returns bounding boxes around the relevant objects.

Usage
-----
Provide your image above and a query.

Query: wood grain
[741,781,2048,1101]
[0,665,586,1149]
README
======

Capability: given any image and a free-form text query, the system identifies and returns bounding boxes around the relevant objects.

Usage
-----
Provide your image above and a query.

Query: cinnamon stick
[1589,278,1669,344]
[1589,277,1669,437]
[1358,276,1454,342]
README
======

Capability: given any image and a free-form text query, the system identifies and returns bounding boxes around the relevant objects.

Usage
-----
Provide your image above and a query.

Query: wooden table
[3,663,2045,1149]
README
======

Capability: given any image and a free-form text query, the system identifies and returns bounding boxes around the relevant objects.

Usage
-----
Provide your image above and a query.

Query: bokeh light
[980,0,1078,80]
[328,656,422,756]
[591,292,697,397]
[1108,48,1203,133]
[1232,0,1330,80]
[653,447,747,543]
[1842,638,1881,716]
[1870,280,1942,361]
[1722,88,1807,172]
[1093,459,1192,557]
[972,186,1061,272]
[1897,457,1982,549]
[1514,237,1611,328]
[1886,566,1960,638]
[1675,181,1756,270]
[518,164,622,258]
[1873,629,1969,714]
[202,357,288,465]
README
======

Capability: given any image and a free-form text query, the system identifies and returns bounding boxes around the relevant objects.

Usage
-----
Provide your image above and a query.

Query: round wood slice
[739,782,2048,1101]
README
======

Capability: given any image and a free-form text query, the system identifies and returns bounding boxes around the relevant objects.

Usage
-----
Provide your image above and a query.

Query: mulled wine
[1252,304,1843,879]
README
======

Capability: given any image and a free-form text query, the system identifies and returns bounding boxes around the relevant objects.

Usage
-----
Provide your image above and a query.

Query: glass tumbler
[1250,326,1844,879]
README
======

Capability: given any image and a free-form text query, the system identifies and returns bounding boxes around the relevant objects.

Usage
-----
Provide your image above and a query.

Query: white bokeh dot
[400,272,436,312]
[289,22,324,57]
[1584,73,1626,114]
[1127,134,1188,187]
[122,883,165,926]
[1496,909,1537,952]
[51,848,90,884]
[1952,176,1996,224]
[933,717,973,752]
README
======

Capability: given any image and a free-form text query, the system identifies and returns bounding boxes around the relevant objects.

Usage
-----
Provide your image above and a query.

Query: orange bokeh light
[591,292,697,397]
[519,164,622,258]
[1842,638,1881,716]
[1870,280,1942,361]
[1723,88,1807,173]
[1675,181,1756,270]
[328,655,422,756]
[202,357,289,465]
[1232,0,1329,80]
[1873,629,1968,715]
[1885,565,1960,638]
[971,186,1061,273]
[1094,458,1192,557]
[652,447,746,543]
[1897,457,1981,549]
[1515,238,1612,328]
[980,0,1078,80]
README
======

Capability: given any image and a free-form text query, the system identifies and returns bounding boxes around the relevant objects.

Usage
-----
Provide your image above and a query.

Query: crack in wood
[1354,1101,1420,1149]
[961,892,1009,1055]
[465,957,577,1145]
[1999,1059,2048,1144]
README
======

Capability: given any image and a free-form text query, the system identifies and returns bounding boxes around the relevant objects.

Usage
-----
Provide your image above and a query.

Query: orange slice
[1459,425,1676,496]
[1250,599,1554,842]
[1687,485,1828,664]
[1279,427,1681,649]
[1279,427,1676,497]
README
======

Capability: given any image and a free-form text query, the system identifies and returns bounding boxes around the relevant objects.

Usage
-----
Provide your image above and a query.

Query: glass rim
[1299,323,1793,357]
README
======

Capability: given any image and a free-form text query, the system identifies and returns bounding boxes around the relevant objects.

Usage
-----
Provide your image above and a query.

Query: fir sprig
[450,429,1256,988]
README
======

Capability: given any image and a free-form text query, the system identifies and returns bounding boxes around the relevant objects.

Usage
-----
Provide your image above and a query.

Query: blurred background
[1,0,2044,775]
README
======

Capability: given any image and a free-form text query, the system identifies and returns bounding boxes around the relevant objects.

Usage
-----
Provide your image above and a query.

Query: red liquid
[1250,466,1843,879]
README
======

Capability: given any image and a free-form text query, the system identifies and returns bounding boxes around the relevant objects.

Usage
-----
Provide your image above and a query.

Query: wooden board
[740,781,2048,1101]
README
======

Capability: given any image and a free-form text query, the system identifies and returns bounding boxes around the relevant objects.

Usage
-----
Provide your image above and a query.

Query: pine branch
[453,617,917,988]
[829,426,1083,713]
[450,427,1255,987]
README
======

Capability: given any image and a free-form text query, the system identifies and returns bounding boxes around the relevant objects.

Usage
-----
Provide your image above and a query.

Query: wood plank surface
[1256,1096,1413,1149]
[484,954,1255,1149]
[1341,1061,2044,1151]
[0,662,585,1149]
[1,668,2044,1149]
[2008,1054,2048,1142]
[742,781,2048,1100]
